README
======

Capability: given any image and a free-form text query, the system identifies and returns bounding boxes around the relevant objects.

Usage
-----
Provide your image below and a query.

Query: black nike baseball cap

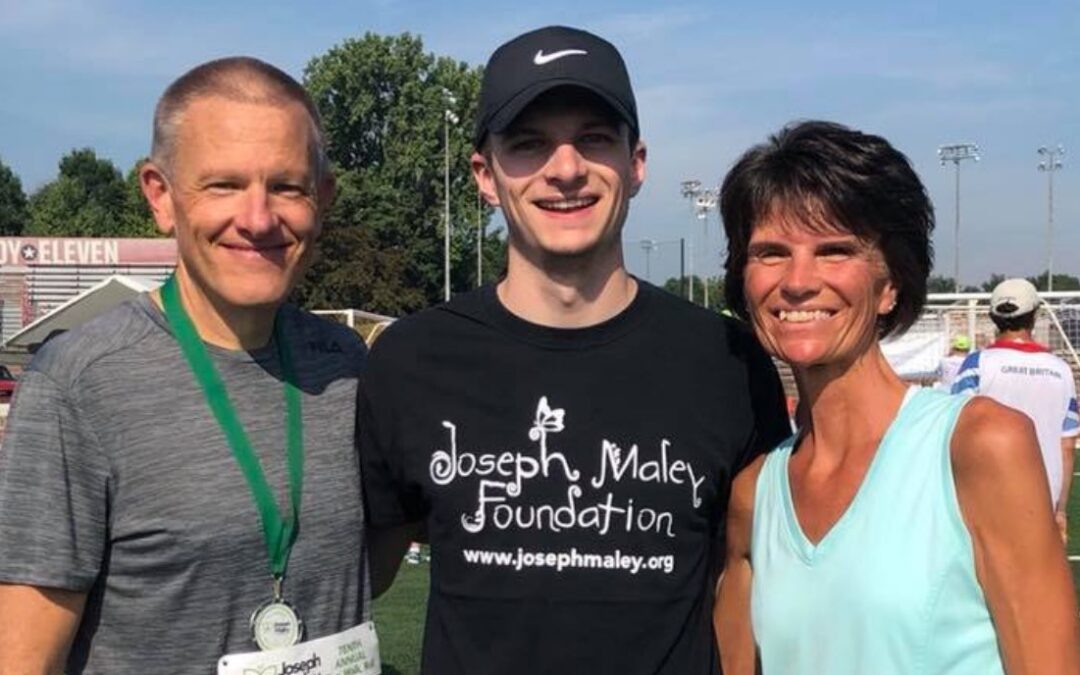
[473,25,639,148]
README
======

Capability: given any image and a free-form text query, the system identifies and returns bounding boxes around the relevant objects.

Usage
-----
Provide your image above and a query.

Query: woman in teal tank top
[713,121,1080,675]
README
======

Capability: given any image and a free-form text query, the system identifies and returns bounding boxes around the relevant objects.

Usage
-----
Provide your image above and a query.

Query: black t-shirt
[360,281,789,675]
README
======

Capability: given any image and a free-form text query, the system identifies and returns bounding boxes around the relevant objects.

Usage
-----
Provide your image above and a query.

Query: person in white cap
[953,278,1080,540]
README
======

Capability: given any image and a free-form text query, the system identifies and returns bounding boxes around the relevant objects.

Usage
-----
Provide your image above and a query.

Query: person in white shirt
[953,278,1080,541]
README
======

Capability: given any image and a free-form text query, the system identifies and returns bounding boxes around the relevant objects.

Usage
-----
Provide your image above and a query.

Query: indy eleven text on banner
[0,237,177,267]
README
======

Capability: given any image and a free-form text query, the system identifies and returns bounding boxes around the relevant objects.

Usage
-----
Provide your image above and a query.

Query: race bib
[218,622,379,675]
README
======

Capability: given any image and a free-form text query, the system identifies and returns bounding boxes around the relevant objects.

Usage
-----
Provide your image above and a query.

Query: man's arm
[369,523,423,599]
[952,397,1080,674]
[1058,436,1075,541]
[0,584,85,674]
[0,366,108,674]
[714,455,765,675]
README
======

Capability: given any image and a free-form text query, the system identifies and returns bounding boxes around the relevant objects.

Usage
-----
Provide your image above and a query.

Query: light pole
[628,238,682,286]
[937,143,979,292]
[694,191,717,309]
[1038,145,1064,292]
[443,93,458,301]
[680,180,701,303]
[640,239,657,281]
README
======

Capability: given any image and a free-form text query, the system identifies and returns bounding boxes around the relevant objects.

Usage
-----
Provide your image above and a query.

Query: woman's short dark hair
[720,120,934,338]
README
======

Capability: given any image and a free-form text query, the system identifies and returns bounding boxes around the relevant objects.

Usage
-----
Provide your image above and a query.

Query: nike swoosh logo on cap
[533,49,588,65]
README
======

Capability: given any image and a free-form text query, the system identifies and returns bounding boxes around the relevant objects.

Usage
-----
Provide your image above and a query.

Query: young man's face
[142,96,333,311]
[471,89,646,266]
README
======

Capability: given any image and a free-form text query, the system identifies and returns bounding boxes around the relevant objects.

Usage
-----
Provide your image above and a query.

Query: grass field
[373,560,429,675]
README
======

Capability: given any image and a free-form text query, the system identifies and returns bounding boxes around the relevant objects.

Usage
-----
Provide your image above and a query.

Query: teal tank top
[750,387,1005,675]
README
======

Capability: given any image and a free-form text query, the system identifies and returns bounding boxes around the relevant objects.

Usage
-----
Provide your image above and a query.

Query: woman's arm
[952,396,1080,675]
[714,455,766,675]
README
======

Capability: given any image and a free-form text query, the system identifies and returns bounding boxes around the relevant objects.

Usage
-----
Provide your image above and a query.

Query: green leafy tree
[1028,270,1080,292]
[662,277,683,297]
[27,148,158,237]
[661,275,724,311]
[0,156,28,235]
[296,32,501,315]
[980,273,1006,293]
[927,275,956,294]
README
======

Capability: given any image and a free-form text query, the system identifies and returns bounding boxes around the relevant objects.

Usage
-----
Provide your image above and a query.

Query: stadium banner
[0,237,176,267]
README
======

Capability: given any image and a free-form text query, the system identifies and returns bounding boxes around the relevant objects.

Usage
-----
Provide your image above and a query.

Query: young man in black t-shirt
[360,25,791,674]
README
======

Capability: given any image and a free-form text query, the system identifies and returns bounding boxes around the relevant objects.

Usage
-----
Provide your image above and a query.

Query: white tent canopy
[5,274,159,350]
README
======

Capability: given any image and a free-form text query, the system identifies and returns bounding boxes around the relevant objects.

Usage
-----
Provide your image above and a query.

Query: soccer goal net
[880,291,1080,385]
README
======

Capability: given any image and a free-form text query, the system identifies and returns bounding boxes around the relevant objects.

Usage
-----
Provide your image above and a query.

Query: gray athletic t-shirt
[0,294,370,673]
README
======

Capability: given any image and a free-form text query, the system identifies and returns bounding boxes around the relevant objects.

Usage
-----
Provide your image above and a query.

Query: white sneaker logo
[533,49,588,65]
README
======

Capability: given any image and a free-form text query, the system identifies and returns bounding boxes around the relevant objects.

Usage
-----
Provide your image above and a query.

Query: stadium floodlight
[681,181,718,306]
[680,180,701,303]
[443,91,459,301]
[695,192,717,219]
[937,142,980,293]
[694,189,717,308]
[680,179,702,199]
[1038,145,1065,292]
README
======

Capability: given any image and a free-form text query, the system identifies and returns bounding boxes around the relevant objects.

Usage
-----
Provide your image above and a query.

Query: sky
[1,0,1078,288]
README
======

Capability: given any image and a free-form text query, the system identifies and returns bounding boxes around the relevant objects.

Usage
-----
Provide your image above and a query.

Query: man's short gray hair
[150,56,329,178]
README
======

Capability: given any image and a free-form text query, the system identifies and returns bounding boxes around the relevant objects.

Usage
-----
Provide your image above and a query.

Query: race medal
[251,597,305,651]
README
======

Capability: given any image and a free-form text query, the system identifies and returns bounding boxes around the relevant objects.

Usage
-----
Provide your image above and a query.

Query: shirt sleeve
[357,341,428,528]
[950,351,981,395]
[0,369,110,590]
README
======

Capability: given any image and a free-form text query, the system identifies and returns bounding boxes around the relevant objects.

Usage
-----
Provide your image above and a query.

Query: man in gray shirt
[0,57,375,673]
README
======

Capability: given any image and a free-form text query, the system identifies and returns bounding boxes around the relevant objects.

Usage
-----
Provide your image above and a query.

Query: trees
[927,275,956,294]
[661,275,724,311]
[26,149,158,238]
[0,156,27,235]
[1027,271,1080,292]
[980,273,1007,293]
[296,32,503,315]
[926,275,982,293]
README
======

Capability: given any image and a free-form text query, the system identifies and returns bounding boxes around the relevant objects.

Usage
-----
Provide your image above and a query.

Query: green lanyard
[161,275,304,583]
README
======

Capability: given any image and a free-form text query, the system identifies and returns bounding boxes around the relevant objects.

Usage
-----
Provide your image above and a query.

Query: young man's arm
[357,337,429,598]
[0,585,85,674]
[952,397,1080,674]
[369,523,423,599]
